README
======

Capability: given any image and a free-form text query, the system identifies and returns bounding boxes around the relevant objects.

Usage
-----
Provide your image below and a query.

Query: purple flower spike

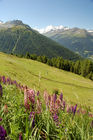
[19,133,23,140]
[6,77,11,85]
[29,112,35,119]
[0,84,3,97]
[0,125,7,140]
[60,93,63,101]
[29,112,35,129]
[71,106,74,113]
[73,104,77,115]
[37,91,40,96]
[29,112,33,119]
[2,76,6,84]
[53,94,57,103]
[63,101,65,111]
[0,118,2,121]
[32,119,35,128]
[53,113,59,122]
[13,80,17,86]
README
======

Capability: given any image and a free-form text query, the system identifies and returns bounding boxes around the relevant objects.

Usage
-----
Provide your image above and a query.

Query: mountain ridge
[41,25,93,59]
[35,25,93,34]
[0,20,80,60]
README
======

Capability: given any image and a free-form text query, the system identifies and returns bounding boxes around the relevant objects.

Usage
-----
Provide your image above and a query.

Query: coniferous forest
[24,53,93,81]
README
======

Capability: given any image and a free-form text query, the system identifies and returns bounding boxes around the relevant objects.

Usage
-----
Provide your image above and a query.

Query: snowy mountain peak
[88,30,93,33]
[35,25,69,34]
[0,20,3,24]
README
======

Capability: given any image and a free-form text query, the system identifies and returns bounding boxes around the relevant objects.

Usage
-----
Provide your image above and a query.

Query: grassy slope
[0,52,93,110]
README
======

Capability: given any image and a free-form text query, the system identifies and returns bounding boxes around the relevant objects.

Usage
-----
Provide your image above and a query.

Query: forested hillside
[0,20,80,60]
[43,28,93,59]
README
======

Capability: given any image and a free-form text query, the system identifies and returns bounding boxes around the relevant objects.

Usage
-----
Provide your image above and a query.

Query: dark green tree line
[19,52,93,81]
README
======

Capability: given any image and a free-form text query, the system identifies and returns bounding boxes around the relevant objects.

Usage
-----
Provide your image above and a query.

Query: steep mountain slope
[43,27,93,59]
[0,20,80,60]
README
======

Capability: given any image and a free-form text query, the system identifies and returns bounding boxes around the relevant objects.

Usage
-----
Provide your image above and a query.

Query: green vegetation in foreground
[0,83,93,139]
[0,52,93,110]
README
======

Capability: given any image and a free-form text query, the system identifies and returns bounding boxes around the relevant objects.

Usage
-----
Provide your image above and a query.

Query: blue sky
[0,0,93,29]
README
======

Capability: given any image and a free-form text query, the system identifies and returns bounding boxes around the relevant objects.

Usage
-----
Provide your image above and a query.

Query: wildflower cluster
[0,75,93,139]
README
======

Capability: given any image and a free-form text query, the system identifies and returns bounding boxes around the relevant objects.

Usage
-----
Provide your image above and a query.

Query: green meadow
[0,52,93,110]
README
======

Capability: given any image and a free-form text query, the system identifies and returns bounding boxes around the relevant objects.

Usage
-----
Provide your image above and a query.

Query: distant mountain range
[0,20,80,60]
[36,25,93,59]
[35,25,70,34]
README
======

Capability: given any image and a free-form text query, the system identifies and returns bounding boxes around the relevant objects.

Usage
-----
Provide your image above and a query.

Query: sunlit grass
[0,52,93,110]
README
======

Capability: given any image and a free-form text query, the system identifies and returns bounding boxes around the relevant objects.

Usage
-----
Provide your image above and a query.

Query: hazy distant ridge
[40,25,93,59]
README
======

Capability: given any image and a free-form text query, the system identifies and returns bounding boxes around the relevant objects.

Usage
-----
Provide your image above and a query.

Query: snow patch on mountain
[88,30,93,33]
[34,25,69,34]
[0,20,3,24]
